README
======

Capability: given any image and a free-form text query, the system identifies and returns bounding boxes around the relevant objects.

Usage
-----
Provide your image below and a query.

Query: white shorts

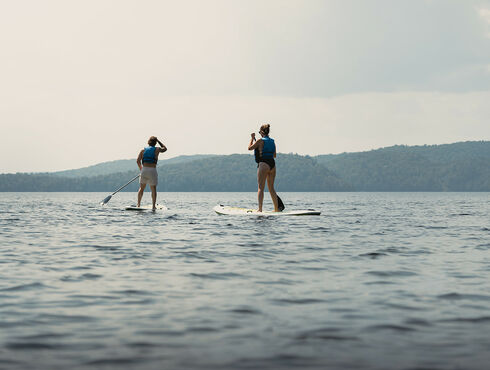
[140,167,158,186]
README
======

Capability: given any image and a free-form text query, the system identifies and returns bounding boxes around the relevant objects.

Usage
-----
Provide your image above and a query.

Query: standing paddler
[248,124,280,212]
[136,136,167,210]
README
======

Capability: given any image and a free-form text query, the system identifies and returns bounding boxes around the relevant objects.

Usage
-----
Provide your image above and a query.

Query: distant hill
[315,141,490,191]
[156,154,349,192]
[0,141,488,191]
[0,153,348,192]
[54,154,217,177]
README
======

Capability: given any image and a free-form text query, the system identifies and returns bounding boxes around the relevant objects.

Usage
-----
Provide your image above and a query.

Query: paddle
[277,195,285,211]
[99,174,140,205]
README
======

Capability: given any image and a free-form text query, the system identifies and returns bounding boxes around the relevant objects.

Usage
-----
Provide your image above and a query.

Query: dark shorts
[258,158,275,170]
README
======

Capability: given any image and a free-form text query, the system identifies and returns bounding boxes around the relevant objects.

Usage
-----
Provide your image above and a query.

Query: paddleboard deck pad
[214,205,320,216]
[125,204,167,211]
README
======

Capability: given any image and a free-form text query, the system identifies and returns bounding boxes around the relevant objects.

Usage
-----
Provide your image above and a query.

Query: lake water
[0,192,489,370]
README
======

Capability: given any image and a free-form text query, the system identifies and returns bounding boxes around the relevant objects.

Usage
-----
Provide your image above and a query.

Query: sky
[0,0,489,173]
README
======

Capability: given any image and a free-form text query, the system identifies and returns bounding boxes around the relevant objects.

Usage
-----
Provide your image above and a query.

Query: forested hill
[53,154,217,178]
[316,141,490,191]
[0,141,488,191]
[0,154,349,192]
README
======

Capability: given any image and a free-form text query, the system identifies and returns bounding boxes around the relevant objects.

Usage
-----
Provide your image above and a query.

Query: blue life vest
[261,137,275,159]
[142,146,157,164]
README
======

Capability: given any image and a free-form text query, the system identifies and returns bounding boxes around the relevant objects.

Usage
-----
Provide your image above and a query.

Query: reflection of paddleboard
[213,205,321,216]
[125,204,167,211]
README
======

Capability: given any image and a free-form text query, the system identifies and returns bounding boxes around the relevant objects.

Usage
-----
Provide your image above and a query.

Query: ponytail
[259,124,270,135]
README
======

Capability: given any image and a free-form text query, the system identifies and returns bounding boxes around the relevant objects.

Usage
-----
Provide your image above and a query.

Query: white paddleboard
[213,205,321,216]
[125,204,168,211]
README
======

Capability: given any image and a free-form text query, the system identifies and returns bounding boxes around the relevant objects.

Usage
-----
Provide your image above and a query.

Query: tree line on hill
[0,154,348,192]
[316,141,490,191]
[0,141,488,191]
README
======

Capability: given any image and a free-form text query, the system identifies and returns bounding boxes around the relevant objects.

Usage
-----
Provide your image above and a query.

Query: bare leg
[267,167,279,212]
[150,185,157,210]
[257,163,270,212]
[137,183,146,207]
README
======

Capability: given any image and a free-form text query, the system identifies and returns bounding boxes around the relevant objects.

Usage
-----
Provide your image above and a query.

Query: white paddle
[99,174,140,205]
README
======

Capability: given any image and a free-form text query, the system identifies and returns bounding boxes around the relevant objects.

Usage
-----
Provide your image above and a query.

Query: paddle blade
[100,195,112,206]
[277,195,285,211]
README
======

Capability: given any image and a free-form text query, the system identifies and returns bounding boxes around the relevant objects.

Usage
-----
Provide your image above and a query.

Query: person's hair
[259,124,270,136]
[148,136,157,147]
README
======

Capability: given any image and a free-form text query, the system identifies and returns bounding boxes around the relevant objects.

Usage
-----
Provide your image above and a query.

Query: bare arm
[248,133,261,151]
[136,150,143,170]
[157,139,167,153]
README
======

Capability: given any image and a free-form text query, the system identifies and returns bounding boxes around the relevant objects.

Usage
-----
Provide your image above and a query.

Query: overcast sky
[1,0,489,173]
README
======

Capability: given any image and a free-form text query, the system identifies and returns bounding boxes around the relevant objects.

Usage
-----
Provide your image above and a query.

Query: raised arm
[157,138,167,153]
[248,133,261,151]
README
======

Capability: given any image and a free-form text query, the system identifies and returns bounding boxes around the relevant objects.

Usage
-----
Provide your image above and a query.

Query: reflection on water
[0,192,489,369]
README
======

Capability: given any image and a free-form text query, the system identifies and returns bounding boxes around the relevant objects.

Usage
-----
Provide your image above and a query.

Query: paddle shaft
[111,174,140,196]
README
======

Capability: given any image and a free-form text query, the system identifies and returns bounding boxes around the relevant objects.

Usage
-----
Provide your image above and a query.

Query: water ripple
[295,328,358,341]
[437,293,490,301]
[0,282,46,292]
[190,272,244,280]
[271,298,325,305]
[366,270,417,277]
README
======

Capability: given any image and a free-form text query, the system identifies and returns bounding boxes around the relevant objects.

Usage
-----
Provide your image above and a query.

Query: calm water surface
[0,192,489,370]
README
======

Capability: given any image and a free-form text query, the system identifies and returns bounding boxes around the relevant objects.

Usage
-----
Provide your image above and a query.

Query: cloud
[0,0,488,98]
[479,6,490,37]
[479,7,490,23]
